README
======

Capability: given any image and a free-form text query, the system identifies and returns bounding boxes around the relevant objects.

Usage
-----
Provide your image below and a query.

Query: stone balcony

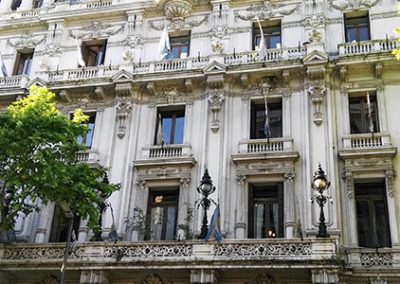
[0,238,339,270]
[0,75,30,98]
[338,39,399,58]
[76,149,101,168]
[344,247,400,269]
[339,132,397,160]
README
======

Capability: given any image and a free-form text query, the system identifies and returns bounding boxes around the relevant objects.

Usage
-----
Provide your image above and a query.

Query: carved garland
[328,0,381,11]
[234,0,298,21]
[68,22,124,39]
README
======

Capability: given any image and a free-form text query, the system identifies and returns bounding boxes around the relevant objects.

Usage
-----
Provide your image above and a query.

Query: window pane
[174,116,184,144]
[165,206,176,240]
[349,94,379,134]
[251,102,282,139]
[359,26,370,41]
[162,117,172,144]
[269,35,281,48]
[151,207,163,241]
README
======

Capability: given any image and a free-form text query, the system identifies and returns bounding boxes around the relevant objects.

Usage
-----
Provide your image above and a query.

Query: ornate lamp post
[1,186,15,243]
[94,173,111,241]
[311,164,331,238]
[197,169,216,239]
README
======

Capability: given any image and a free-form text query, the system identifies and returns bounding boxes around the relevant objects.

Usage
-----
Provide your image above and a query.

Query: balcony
[338,39,400,57]
[76,149,101,168]
[339,132,397,159]
[0,75,29,98]
[344,247,400,269]
[0,238,339,270]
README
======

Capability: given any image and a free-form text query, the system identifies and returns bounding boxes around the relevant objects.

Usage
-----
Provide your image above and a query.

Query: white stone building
[0,0,400,283]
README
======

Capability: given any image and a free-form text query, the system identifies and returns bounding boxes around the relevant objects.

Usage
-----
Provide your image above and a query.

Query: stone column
[385,169,399,246]
[177,177,191,240]
[0,0,13,13]
[77,219,89,242]
[80,271,109,284]
[311,269,339,284]
[284,172,295,238]
[18,0,33,11]
[190,269,219,284]
[343,170,358,246]
[235,174,246,239]
[35,204,55,243]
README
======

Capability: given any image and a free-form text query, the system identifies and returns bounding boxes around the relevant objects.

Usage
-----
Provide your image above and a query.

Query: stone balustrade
[344,247,400,268]
[238,137,294,154]
[0,75,29,89]
[338,39,400,56]
[0,238,338,267]
[342,132,392,149]
[141,144,192,159]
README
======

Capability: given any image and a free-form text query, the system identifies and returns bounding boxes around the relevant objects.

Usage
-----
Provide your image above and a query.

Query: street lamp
[311,164,331,238]
[1,186,16,243]
[197,169,216,239]
[94,173,111,241]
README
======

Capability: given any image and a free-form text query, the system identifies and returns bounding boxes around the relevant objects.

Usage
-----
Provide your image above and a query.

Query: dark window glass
[155,108,185,145]
[355,182,391,248]
[345,14,370,42]
[33,0,43,8]
[349,93,379,134]
[77,112,96,148]
[146,189,179,241]
[250,101,282,139]
[170,35,190,59]
[11,0,22,10]
[248,183,283,238]
[13,51,34,75]
[49,205,80,242]
[82,40,107,66]
[253,23,281,49]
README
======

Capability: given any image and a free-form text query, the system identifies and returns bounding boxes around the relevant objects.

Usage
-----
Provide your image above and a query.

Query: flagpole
[254,16,266,62]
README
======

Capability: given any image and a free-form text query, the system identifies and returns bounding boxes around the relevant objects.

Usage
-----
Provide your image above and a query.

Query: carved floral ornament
[307,81,326,126]
[8,32,46,49]
[68,22,124,39]
[207,89,224,133]
[328,0,381,11]
[116,97,133,139]
[303,15,326,29]
[234,0,298,21]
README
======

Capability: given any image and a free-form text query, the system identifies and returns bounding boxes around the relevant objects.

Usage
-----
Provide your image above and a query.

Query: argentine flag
[204,204,222,242]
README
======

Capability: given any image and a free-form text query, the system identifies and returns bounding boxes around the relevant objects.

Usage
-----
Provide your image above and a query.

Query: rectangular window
[33,0,43,8]
[253,21,281,50]
[146,188,179,241]
[155,106,185,145]
[248,183,284,238]
[349,92,379,134]
[250,100,282,139]
[170,34,190,59]
[355,181,391,248]
[76,112,96,148]
[13,50,34,75]
[49,205,80,242]
[11,0,22,10]
[82,40,107,67]
[345,14,370,42]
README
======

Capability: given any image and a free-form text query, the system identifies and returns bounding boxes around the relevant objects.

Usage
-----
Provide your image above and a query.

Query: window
[349,92,379,134]
[355,181,391,248]
[170,34,190,59]
[155,106,185,145]
[345,13,370,42]
[13,50,34,75]
[82,40,107,66]
[146,188,179,241]
[253,21,281,50]
[10,0,22,10]
[76,112,96,148]
[250,100,282,139]
[32,0,43,8]
[49,205,80,242]
[248,183,284,238]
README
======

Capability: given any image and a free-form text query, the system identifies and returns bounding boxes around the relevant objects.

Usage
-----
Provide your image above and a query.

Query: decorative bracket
[207,89,224,133]
[307,81,326,126]
[115,96,133,139]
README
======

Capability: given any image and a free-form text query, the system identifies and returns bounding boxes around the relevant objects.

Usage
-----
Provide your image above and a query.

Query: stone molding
[234,0,298,21]
[328,0,381,11]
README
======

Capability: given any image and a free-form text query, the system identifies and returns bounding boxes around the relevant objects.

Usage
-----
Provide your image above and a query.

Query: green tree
[0,86,118,233]
[393,28,400,60]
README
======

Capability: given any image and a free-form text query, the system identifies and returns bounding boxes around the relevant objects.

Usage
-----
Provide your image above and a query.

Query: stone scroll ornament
[328,0,381,11]
[234,0,298,21]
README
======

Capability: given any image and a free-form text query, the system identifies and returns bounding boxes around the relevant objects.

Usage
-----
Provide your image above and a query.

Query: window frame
[49,205,80,242]
[354,181,391,248]
[146,188,179,241]
[250,99,283,139]
[348,91,379,134]
[72,112,96,148]
[13,50,34,76]
[344,13,370,42]
[252,21,282,50]
[81,40,107,67]
[248,183,284,239]
[169,33,191,59]
[154,106,185,145]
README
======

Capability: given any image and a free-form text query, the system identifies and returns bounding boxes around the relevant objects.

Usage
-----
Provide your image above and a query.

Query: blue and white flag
[255,17,267,62]
[158,25,173,60]
[264,95,271,140]
[204,204,222,242]
[0,51,8,77]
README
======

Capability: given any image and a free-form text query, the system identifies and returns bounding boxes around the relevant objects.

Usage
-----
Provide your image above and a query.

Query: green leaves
[0,86,118,232]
